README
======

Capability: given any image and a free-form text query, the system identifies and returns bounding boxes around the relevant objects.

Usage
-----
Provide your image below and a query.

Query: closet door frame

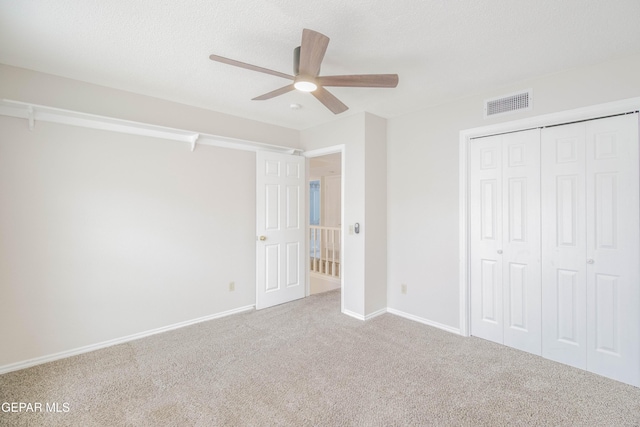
[459,97,640,338]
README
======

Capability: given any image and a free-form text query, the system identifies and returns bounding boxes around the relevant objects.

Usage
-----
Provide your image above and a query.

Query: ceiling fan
[209,29,399,114]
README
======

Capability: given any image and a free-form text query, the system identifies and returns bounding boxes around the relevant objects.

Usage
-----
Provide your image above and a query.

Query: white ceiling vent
[484,89,532,118]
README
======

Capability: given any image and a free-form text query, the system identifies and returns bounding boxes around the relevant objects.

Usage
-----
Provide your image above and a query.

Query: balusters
[309,226,341,278]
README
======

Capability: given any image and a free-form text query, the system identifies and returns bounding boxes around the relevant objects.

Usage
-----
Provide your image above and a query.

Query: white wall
[301,112,387,318]
[364,114,387,315]
[321,175,341,228]
[0,64,300,369]
[0,64,300,148]
[387,53,640,330]
[301,113,366,316]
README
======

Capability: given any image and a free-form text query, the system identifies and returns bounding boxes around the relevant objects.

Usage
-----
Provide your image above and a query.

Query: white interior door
[256,151,306,310]
[470,129,541,354]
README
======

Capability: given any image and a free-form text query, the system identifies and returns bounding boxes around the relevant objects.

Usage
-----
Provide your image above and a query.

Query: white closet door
[470,129,541,354]
[502,130,541,355]
[470,134,504,344]
[585,114,640,386]
[541,122,588,369]
[542,113,640,387]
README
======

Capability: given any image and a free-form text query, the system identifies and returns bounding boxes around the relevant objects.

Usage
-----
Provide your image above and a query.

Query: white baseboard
[365,307,387,320]
[342,309,366,321]
[342,307,387,321]
[0,304,255,375]
[386,308,462,335]
[1,304,460,374]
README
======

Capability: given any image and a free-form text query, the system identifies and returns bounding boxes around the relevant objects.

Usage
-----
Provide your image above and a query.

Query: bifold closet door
[470,129,541,355]
[540,122,588,369]
[541,113,640,387]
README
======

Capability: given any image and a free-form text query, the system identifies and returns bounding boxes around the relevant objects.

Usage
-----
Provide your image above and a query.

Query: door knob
[497,250,503,254]
[259,235,267,241]
[587,259,594,264]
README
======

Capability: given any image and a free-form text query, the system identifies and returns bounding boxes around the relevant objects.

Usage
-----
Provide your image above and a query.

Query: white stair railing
[310,226,341,278]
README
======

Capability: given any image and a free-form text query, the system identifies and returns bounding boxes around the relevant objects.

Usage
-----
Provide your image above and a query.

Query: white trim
[365,307,387,320]
[303,145,344,158]
[342,309,366,321]
[0,304,254,375]
[341,307,388,321]
[459,96,640,338]
[387,308,462,335]
[304,145,346,314]
[459,127,470,337]
[0,99,302,154]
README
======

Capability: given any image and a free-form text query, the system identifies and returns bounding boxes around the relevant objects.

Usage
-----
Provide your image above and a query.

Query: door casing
[304,145,346,313]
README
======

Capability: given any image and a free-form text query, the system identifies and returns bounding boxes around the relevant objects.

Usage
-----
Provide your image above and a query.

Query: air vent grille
[484,90,532,118]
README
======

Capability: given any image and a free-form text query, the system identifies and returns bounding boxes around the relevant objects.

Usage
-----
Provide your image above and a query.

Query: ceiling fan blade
[318,74,399,88]
[209,54,294,80]
[311,87,348,114]
[299,29,330,77]
[252,84,296,100]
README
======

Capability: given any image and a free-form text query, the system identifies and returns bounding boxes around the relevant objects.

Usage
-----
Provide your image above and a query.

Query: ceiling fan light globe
[294,80,317,92]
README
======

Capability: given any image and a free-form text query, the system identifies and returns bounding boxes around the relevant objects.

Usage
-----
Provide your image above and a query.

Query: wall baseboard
[365,307,387,321]
[342,308,387,321]
[386,308,462,335]
[341,306,459,334]
[342,308,388,321]
[342,309,366,321]
[1,304,460,374]
[0,305,255,375]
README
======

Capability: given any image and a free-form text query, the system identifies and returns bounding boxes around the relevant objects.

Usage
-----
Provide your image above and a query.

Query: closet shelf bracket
[188,134,200,152]
[27,106,34,131]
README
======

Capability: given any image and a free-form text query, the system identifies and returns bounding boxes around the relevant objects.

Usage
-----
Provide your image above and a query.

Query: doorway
[305,146,345,303]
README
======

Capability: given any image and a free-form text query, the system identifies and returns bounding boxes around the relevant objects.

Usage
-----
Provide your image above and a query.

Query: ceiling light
[294,80,317,92]
[290,103,302,110]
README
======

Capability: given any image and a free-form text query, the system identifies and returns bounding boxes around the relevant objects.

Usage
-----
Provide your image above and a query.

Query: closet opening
[459,98,640,387]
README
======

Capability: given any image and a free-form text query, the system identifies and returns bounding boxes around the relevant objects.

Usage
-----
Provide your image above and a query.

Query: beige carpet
[1,290,640,426]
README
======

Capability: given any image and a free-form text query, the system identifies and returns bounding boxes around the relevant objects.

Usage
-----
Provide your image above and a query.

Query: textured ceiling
[1,1,640,130]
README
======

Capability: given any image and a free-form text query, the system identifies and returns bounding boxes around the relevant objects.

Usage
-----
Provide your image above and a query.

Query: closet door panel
[585,114,640,386]
[541,122,587,369]
[470,135,504,344]
[502,129,541,355]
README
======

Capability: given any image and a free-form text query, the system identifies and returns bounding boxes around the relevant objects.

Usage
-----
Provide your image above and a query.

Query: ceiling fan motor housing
[293,46,301,76]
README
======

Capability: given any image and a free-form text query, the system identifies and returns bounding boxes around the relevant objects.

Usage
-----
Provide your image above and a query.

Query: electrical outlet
[401,284,407,294]
[229,281,235,292]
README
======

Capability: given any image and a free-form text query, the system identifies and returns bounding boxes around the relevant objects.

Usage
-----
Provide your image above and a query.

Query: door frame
[304,145,346,313]
[458,97,640,337]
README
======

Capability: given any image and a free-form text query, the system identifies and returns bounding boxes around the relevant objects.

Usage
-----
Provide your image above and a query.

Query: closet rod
[471,110,639,140]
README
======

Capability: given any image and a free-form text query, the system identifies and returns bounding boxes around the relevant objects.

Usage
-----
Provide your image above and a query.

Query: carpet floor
[1,289,640,426]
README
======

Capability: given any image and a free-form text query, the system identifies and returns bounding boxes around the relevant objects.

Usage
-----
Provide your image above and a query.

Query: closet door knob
[497,250,503,254]
[587,259,595,264]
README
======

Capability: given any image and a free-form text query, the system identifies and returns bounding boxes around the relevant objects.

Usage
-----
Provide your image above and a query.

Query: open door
[256,151,306,309]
